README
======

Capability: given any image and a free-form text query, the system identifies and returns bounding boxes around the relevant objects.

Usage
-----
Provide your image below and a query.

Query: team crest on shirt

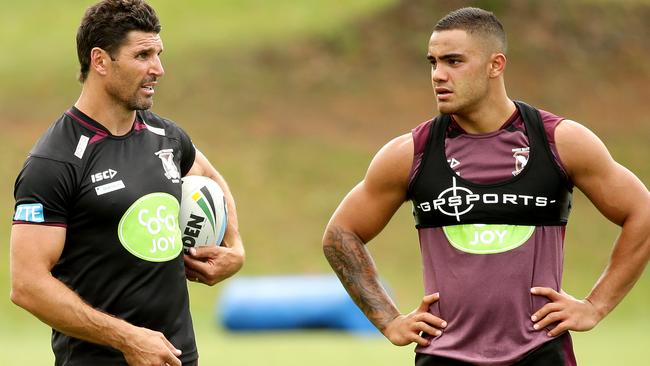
[155,149,181,183]
[512,147,530,176]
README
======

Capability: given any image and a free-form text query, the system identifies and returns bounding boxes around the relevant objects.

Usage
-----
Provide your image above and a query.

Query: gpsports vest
[409,101,572,228]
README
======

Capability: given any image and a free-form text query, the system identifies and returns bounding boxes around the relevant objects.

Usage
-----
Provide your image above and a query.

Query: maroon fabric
[409,109,567,186]
[409,108,577,365]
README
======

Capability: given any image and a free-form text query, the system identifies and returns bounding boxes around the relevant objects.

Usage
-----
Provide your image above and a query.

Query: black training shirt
[13,107,198,365]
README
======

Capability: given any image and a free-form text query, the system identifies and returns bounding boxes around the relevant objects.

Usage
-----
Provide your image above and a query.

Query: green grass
[1,300,648,365]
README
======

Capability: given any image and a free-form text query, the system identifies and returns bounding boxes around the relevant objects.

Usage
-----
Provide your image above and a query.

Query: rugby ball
[179,175,228,250]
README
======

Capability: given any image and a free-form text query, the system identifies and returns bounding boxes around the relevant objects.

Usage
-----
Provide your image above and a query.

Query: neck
[452,87,516,134]
[75,83,136,136]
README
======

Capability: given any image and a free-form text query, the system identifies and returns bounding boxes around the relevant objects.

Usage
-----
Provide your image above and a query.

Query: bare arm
[184,148,245,285]
[10,224,182,366]
[532,120,650,335]
[323,134,445,346]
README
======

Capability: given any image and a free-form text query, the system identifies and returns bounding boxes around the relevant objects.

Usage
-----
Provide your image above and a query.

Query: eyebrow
[133,46,163,54]
[427,53,464,61]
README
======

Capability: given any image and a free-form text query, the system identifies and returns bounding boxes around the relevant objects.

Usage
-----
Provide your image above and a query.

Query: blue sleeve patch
[14,203,45,223]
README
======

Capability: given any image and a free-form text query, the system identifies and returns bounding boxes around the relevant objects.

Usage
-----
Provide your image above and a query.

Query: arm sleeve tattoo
[323,224,399,330]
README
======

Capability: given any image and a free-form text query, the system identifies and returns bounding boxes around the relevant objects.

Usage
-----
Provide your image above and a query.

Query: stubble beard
[437,86,487,117]
[127,94,153,111]
[107,84,153,111]
[105,75,154,111]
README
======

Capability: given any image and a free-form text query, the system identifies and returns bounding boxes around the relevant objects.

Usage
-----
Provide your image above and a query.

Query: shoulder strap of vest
[514,100,571,188]
[514,100,543,142]
[407,114,452,200]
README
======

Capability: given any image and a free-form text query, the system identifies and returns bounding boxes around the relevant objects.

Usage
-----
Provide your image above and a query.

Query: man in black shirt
[10,1,245,365]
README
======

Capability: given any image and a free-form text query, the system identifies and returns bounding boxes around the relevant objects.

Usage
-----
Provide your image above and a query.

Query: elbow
[322,224,342,260]
[10,280,30,310]
[9,271,41,311]
[322,223,350,249]
[322,225,335,252]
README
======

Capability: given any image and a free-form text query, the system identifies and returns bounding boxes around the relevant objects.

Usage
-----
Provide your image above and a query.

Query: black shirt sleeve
[13,157,76,225]
[177,127,196,177]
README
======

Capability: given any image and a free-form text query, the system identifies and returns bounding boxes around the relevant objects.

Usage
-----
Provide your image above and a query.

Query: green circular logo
[443,224,535,254]
[118,193,182,262]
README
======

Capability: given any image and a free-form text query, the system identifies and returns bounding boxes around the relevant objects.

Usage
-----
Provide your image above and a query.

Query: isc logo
[91,169,117,183]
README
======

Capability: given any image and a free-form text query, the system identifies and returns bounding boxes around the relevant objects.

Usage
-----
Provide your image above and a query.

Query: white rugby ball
[180,175,228,250]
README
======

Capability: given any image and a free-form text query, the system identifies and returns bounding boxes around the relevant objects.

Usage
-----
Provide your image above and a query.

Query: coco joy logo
[118,193,182,262]
[443,224,535,254]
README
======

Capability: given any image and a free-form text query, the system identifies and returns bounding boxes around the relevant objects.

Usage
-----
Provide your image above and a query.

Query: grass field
[1,291,648,365]
[1,0,649,365]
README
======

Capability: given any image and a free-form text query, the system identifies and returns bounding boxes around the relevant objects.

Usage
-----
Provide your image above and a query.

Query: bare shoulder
[365,133,414,193]
[554,119,614,178]
[555,119,650,224]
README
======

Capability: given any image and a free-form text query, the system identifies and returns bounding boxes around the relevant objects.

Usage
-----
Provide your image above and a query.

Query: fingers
[532,308,563,331]
[418,292,440,311]
[531,302,562,324]
[186,246,224,259]
[383,296,448,348]
[546,321,570,337]
[163,352,182,366]
[123,329,182,366]
[413,318,444,338]
[530,287,560,300]
[159,334,182,366]
[184,268,204,283]
[416,312,447,331]
[183,254,210,273]
[162,336,182,357]
[396,314,446,347]
[411,333,431,347]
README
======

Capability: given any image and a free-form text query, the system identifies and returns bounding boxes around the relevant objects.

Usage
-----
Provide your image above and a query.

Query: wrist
[378,313,401,334]
[106,320,137,352]
[584,296,609,321]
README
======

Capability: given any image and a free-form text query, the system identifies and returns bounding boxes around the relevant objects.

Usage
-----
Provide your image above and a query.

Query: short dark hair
[434,7,507,54]
[76,0,161,82]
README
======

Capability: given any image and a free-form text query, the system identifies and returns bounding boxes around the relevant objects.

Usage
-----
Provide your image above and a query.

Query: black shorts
[415,334,571,366]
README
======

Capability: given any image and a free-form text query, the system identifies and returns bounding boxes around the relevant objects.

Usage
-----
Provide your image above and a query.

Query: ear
[89,47,111,76]
[488,53,507,78]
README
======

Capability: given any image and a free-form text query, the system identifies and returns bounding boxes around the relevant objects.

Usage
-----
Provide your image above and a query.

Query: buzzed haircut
[434,7,507,54]
[76,0,161,82]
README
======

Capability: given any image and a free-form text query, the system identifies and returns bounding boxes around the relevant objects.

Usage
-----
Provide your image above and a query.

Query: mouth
[435,87,452,95]
[435,87,452,101]
[140,83,156,95]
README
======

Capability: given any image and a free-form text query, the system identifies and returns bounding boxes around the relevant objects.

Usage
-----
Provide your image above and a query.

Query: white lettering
[466,194,480,205]
[468,229,508,246]
[138,206,177,236]
[149,236,177,254]
[495,229,507,243]
[432,198,445,210]
[503,194,517,205]
[469,231,480,245]
[448,196,462,207]
[18,206,43,222]
[520,195,533,205]
[91,169,118,183]
[483,194,499,204]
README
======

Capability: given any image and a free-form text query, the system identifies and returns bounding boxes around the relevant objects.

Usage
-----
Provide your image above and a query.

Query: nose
[151,55,165,77]
[431,64,447,83]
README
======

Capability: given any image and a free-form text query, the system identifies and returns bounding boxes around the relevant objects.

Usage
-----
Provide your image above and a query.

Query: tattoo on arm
[323,225,399,330]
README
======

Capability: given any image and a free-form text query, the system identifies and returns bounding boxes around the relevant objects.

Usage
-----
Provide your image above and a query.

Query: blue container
[217,274,380,334]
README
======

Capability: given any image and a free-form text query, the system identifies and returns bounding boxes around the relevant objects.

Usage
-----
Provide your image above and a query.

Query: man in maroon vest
[323,7,649,366]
